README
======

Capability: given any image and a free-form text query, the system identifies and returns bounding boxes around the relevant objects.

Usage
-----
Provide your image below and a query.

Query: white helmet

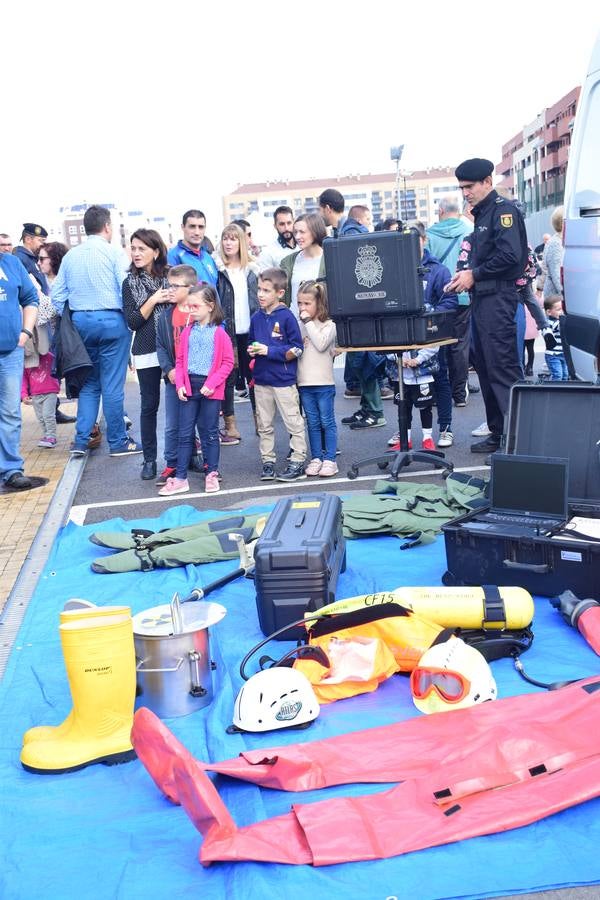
[228,668,320,733]
[410,636,497,715]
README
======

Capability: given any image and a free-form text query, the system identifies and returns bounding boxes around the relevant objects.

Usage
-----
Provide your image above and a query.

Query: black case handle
[502,559,550,574]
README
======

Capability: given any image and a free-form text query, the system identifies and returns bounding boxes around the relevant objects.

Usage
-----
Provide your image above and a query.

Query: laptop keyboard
[482,512,562,529]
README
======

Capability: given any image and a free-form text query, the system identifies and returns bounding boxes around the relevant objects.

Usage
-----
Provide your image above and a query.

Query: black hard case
[323,231,456,349]
[254,494,346,639]
[323,231,424,318]
[443,383,600,597]
[333,309,456,349]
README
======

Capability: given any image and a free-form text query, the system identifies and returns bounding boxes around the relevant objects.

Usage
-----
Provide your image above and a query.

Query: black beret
[22,222,48,238]
[454,158,494,182]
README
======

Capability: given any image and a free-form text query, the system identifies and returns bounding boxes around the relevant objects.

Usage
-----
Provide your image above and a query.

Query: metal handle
[170,592,183,633]
[188,650,207,698]
[502,559,550,574]
[136,656,184,674]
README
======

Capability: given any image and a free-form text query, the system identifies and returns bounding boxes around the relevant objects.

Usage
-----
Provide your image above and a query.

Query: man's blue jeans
[0,345,25,482]
[71,311,131,452]
[299,385,337,461]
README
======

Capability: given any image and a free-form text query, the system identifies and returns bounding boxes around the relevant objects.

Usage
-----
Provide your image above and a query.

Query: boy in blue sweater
[248,268,307,481]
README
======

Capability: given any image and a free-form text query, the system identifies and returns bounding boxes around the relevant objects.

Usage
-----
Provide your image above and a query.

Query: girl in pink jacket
[159,285,234,496]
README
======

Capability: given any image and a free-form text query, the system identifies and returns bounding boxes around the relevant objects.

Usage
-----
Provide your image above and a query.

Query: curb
[0,453,88,680]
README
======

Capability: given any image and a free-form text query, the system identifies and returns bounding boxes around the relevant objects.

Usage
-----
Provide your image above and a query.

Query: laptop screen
[490,454,569,519]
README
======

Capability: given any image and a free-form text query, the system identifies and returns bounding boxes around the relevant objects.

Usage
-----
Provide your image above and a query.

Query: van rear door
[563,36,600,382]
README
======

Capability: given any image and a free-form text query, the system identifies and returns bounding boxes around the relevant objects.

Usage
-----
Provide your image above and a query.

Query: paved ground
[0,398,78,614]
[71,370,492,526]
[2,346,598,899]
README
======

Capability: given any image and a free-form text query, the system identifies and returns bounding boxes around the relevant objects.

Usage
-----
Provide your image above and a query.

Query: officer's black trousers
[471,286,523,439]
[447,304,472,403]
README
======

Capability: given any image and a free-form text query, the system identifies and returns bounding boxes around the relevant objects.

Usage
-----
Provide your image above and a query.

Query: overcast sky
[2,1,598,238]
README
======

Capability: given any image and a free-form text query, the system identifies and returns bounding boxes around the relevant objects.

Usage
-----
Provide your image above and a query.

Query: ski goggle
[410,666,470,704]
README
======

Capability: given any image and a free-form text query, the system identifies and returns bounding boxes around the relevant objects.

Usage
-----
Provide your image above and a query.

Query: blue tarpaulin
[2,502,600,900]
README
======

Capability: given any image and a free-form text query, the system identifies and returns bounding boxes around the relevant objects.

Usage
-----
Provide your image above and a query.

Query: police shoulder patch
[500,214,513,228]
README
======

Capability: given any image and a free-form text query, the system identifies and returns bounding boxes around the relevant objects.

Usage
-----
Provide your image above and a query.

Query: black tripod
[347,352,453,480]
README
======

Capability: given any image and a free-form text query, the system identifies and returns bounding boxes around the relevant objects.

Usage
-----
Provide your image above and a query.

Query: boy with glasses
[155,265,202,484]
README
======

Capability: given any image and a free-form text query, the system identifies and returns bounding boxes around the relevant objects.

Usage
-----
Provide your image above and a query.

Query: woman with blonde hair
[213,223,259,442]
[542,206,564,300]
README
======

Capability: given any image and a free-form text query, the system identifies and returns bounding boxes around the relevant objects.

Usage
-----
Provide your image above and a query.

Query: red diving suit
[131,678,600,867]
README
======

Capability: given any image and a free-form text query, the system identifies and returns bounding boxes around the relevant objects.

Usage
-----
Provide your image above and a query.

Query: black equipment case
[254,493,346,639]
[323,231,456,349]
[333,308,456,349]
[443,383,600,597]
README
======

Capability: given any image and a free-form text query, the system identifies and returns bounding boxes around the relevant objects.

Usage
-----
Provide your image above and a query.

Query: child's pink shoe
[205,471,220,494]
[158,477,189,496]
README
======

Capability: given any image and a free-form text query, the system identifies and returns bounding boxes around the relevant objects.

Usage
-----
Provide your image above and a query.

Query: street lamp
[390,145,404,222]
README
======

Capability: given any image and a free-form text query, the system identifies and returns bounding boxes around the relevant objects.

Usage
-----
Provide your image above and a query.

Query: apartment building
[496,86,580,214]
[223,168,464,235]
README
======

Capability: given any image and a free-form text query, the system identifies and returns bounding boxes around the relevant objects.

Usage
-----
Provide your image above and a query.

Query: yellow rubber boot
[22,604,131,746]
[20,611,137,774]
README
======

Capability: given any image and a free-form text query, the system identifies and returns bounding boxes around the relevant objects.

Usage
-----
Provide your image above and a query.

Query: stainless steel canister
[132,598,226,718]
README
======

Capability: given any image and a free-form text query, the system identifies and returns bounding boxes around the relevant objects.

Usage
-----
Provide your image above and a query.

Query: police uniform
[457,162,527,446]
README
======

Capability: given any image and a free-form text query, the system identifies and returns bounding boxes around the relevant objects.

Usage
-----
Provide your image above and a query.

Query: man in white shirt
[257,206,297,271]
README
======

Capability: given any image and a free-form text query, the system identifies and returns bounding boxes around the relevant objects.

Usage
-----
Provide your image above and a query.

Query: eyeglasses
[38,255,50,261]
[167,283,189,289]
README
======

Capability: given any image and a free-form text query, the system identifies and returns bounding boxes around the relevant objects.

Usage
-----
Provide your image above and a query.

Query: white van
[563,34,600,382]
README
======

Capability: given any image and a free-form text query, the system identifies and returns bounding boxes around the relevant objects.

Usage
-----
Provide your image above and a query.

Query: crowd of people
[0,157,567,493]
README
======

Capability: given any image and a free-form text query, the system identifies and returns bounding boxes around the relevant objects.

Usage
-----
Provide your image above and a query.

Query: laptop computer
[462,454,569,537]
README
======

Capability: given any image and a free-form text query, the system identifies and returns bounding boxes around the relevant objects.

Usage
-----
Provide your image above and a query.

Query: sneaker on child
[204,471,220,493]
[158,477,189,496]
[319,460,338,477]
[437,428,454,448]
[422,437,436,451]
[276,461,306,482]
[471,422,491,437]
[304,458,323,476]
[156,466,176,486]
[38,436,57,448]
[341,409,365,425]
[349,414,386,430]
[260,462,276,481]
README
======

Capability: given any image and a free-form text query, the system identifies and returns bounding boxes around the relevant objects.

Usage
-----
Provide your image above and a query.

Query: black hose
[513,657,581,691]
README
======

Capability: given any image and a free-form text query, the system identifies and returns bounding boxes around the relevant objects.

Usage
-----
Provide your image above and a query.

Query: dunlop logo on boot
[85,665,113,675]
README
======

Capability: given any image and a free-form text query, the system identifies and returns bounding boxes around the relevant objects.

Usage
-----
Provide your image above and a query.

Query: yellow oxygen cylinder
[317,586,534,630]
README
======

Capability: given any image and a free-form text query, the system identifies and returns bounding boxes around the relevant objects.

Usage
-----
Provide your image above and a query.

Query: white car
[563,33,600,382]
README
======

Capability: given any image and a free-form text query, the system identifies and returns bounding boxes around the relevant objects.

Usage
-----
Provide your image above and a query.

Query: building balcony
[541,151,559,174]
[544,124,558,144]
[557,144,570,167]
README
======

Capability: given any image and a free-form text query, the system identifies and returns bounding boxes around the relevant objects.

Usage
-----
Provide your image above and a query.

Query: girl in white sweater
[297,281,338,477]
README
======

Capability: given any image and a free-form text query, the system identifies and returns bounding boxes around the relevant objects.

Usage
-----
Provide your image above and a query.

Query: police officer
[446,158,527,453]
[13,223,50,294]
